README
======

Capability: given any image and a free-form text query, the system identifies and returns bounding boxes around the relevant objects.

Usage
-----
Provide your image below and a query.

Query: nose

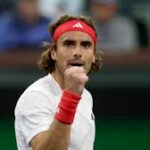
[73,45,82,59]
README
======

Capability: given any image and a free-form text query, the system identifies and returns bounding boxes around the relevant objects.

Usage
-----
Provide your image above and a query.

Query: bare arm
[31,67,88,150]
[31,119,71,150]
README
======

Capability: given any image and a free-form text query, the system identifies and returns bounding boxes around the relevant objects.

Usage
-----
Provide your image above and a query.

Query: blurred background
[0,0,150,149]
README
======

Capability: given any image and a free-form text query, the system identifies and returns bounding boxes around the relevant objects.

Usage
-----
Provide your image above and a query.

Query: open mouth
[70,63,83,67]
[68,60,84,67]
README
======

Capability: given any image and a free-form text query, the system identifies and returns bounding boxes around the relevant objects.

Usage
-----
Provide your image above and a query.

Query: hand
[64,67,88,95]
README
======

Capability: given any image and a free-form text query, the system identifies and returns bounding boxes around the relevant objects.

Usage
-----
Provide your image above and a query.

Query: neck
[51,69,64,90]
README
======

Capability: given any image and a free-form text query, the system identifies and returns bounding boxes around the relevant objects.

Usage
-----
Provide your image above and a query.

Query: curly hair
[38,15,103,74]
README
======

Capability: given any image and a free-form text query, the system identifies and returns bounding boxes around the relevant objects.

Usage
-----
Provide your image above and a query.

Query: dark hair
[38,14,103,74]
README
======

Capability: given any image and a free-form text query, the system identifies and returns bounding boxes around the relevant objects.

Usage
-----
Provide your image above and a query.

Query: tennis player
[15,14,102,150]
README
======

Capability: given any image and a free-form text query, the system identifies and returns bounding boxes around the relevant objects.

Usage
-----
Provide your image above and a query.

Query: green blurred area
[95,117,150,150]
[1,116,150,150]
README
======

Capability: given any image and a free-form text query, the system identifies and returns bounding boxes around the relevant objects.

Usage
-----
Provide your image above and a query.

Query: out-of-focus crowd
[0,0,149,55]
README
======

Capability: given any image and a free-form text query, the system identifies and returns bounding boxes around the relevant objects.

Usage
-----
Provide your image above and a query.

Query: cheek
[57,53,68,67]
[84,55,95,70]
[86,51,95,62]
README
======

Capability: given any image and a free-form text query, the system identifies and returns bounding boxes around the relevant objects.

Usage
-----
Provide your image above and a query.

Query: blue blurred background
[0,0,150,149]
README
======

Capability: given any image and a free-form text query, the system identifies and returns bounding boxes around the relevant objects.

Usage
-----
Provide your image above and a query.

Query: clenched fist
[64,67,88,95]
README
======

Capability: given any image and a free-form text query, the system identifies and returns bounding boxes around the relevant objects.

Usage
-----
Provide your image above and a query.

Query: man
[38,0,85,20]
[15,15,102,150]
[0,0,50,51]
[90,0,138,54]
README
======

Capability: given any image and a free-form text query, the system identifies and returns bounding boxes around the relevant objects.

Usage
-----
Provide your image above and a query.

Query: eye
[63,40,75,47]
[81,41,92,48]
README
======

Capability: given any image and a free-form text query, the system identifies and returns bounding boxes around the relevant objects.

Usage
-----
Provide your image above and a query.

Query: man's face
[91,3,118,23]
[17,0,38,22]
[51,31,96,77]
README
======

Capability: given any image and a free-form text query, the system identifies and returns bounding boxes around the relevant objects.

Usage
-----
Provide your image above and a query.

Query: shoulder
[113,15,136,27]
[15,75,55,113]
[0,13,12,35]
[82,89,93,107]
[0,12,15,50]
[23,75,50,95]
[83,89,93,99]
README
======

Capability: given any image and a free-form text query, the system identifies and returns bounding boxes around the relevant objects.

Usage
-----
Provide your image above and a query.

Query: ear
[51,49,57,61]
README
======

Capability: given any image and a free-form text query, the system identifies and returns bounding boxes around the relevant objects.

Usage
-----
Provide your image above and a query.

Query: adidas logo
[72,22,83,28]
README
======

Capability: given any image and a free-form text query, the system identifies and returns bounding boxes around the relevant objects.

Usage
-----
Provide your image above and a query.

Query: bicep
[19,91,55,145]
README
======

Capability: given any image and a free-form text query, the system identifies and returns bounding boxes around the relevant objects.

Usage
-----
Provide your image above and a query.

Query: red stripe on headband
[52,20,97,44]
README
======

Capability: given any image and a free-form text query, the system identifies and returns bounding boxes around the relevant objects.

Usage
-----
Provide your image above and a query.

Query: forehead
[58,31,94,43]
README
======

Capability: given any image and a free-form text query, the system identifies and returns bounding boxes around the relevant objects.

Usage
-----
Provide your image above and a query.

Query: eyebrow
[62,39,92,45]
[81,41,92,45]
[63,39,75,44]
